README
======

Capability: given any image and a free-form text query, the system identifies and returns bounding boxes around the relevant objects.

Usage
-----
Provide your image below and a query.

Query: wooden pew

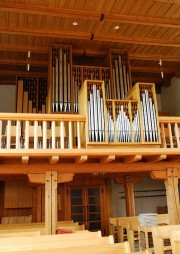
[0,230,101,244]
[152,224,180,254]
[127,219,139,252]
[116,216,138,243]
[56,223,85,232]
[0,223,46,235]
[170,229,180,254]
[0,241,132,254]
[0,234,115,252]
[0,245,152,254]
[0,231,41,238]
[109,217,118,242]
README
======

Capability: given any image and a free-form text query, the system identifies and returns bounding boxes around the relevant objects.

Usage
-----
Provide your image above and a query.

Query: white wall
[112,177,167,217]
[0,85,16,113]
[161,77,180,116]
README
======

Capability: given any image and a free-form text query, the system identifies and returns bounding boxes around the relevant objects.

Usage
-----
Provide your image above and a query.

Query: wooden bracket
[151,168,180,180]
[122,155,142,163]
[99,155,115,164]
[114,175,143,184]
[49,156,59,164]
[22,156,29,164]
[57,173,74,183]
[145,154,166,163]
[28,173,45,184]
[75,155,88,164]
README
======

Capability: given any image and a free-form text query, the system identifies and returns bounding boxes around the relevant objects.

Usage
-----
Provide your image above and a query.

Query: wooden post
[124,176,135,216]
[151,168,180,224]
[51,171,57,234]
[28,172,73,234]
[165,168,180,224]
[45,171,52,235]
[114,176,142,216]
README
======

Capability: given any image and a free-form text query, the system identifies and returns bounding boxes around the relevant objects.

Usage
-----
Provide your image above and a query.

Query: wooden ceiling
[0,0,180,88]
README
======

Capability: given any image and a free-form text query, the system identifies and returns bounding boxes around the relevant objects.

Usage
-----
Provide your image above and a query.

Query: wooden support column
[45,171,57,235]
[151,168,180,224]
[165,168,180,224]
[114,176,142,216]
[28,172,73,234]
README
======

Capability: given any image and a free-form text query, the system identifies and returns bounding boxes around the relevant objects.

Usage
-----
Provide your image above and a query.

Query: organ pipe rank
[52,47,71,113]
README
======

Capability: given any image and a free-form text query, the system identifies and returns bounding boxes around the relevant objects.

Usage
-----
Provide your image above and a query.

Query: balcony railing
[159,116,180,148]
[0,113,86,150]
[0,113,179,150]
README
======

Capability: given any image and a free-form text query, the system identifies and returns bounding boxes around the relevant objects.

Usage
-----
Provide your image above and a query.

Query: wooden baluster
[60,121,64,149]
[77,121,81,149]
[51,121,55,149]
[24,120,29,149]
[43,121,47,149]
[6,120,11,149]
[69,121,72,149]
[16,120,21,149]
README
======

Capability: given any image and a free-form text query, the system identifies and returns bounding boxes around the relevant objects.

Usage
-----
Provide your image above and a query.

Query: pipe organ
[79,80,160,147]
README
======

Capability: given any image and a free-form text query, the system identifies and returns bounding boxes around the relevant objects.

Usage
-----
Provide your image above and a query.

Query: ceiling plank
[0,58,47,66]
[0,3,179,28]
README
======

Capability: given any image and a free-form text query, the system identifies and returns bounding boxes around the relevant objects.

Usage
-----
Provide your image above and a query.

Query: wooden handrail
[158,116,180,148]
[0,113,86,150]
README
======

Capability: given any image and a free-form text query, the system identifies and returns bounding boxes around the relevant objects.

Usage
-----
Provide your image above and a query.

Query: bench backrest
[0,235,115,252]
[152,224,180,254]
[0,242,131,254]
[170,229,180,254]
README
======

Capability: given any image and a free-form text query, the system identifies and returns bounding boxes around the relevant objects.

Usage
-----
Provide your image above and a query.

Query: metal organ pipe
[88,84,105,142]
[140,88,158,142]
[52,48,71,113]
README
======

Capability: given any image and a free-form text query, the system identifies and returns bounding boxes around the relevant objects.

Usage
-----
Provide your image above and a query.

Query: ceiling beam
[0,26,179,48]
[131,66,176,74]
[0,58,47,66]
[0,70,47,77]
[0,3,179,28]
[0,44,179,62]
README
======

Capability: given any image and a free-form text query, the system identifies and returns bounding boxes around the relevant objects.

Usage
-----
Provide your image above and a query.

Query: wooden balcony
[0,113,179,175]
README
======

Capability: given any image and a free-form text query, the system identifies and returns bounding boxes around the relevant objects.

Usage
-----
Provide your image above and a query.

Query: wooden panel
[18,181,33,208]
[4,181,19,208]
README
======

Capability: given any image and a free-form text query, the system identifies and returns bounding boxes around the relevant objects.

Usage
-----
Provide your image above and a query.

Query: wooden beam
[22,156,29,164]
[0,70,47,77]
[57,173,74,183]
[49,156,59,164]
[0,3,179,28]
[145,154,167,163]
[131,66,176,74]
[0,25,179,47]
[0,58,47,66]
[0,162,180,175]
[0,44,179,63]
[121,155,142,163]
[99,155,115,164]
[75,155,88,164]
[168,155,180,162]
